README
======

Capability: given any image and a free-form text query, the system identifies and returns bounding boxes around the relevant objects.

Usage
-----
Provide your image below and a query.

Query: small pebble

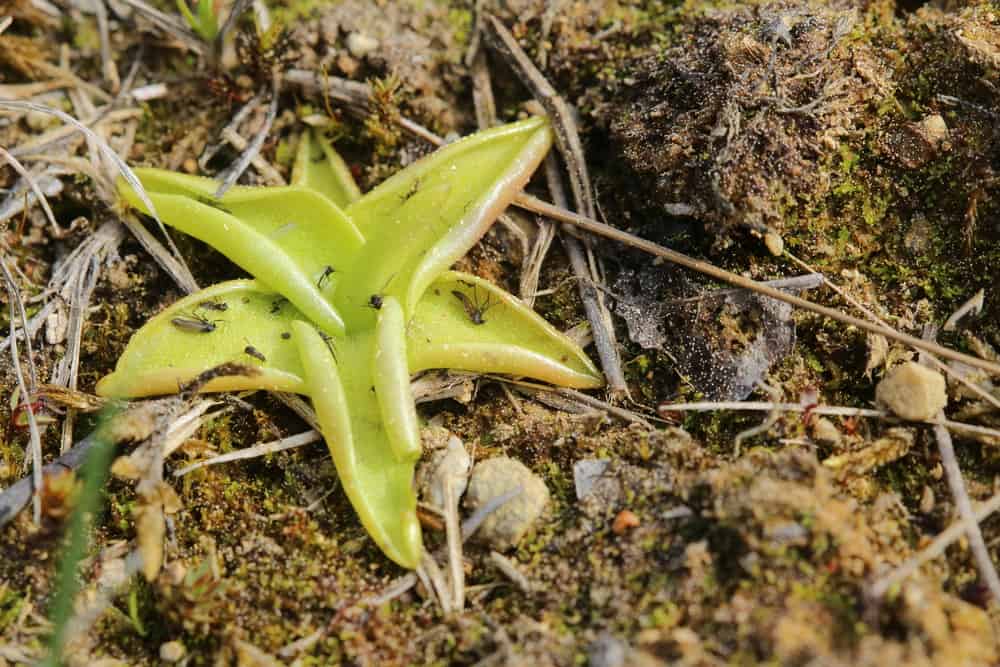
[463,457,549,551]
[876,361,947,421]
[612,509,640,535]
[764,231,784,256]
[588,633,628,667]
[919,113,949,148]
[159,641,186,662]
[573,458,610,500]
[811,417,841,446]
[347,32,379,59]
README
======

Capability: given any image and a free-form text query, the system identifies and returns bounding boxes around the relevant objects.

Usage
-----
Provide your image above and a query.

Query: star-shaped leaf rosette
[97,117,603,569]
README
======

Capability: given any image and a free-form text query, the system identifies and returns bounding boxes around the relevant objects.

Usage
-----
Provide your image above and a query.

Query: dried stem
[933,419,1000,601]
[215,74,281,198]
[869,491,1000,598]
[785,252,1000,411]
[515,193,1000,378]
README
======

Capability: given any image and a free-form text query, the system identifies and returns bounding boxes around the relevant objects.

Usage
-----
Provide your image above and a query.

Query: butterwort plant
[99,117,603,568]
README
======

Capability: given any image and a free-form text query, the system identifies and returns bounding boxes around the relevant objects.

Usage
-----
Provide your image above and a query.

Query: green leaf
[409,272,603,388]
[293,319,422,569]
[291,129,362,208]
[119,170,364,336]
[335,116,552,328]
[95,280,306,398]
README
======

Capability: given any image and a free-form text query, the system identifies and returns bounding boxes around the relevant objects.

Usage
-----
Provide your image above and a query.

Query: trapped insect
[317,265,336,289]
[171,312,220,333]
[452,284,498,325]
[244,345,266,362]
[196,298,228,312]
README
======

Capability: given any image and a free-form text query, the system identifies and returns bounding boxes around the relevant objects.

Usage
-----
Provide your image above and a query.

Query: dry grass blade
[117,0,205,54]
[656,400,1000,441]
[214,74,281,197]
[0,147,62,237]
[173,430,322,477]
[0,100,198,293]
[214,0,253,59]
[932,419,1000,601]
[869,491,1000,598]
[93,0,118,91]
[483,14,595,218]
[516,193,1000,377]
[520,155,558,307]
[0,257,41,524]
[48,222,126,453]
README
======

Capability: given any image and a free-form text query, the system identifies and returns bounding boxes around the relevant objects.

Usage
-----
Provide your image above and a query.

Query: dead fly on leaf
[196,298,228,312]
[269,297,288,314]
[171,312,221,333]
[452,284,498,325]
[244,344,266,363]
[367,274,396,311]
[317,265,335,289]
[399,177,421,203]
[318,331,337,360]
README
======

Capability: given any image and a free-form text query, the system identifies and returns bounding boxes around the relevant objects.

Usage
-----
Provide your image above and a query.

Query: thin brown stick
[933,419,1000,601]
[483,14,595,218]
[785,252,1000,411]
[515,193,1000,377]
[869,490,1000,598]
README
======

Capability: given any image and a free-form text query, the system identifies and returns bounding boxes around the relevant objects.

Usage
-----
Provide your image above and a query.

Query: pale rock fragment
[876,361,947,421]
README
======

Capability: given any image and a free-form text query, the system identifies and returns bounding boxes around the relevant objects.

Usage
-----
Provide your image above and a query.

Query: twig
[785,252,1000,411]
[489,551,532,594]
[0,253,41,522]
[215,74,281,198]
[0,147,63,237]
[933,419,1000,602]
[483,14,594,218]
[173,429,321,477]
[514,194,1000,377]
[869,491,1000,598]
[733,381,782,457]
[116,0,205,54]
[483,14,627,395]
[0,100,198,293]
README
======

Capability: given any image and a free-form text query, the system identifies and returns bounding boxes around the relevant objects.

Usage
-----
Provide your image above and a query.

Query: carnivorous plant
[98,117,603,568]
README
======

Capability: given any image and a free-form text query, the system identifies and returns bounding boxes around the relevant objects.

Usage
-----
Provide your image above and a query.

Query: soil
[2,0,1000,665]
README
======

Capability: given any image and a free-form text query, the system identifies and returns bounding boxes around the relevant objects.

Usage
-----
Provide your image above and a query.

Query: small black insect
[196,298,228,312]
[368,294,383,310]
[270,297,288,314]
[281,332,291,340]
[317,265,335,289]
[244,345,266,362]
[451,285,497,325]
[171,312,219,333]
[399,177,421,203]
[318,331,337,360]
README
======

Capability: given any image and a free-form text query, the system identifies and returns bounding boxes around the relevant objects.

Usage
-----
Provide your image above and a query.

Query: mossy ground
[1,0,1000,664]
